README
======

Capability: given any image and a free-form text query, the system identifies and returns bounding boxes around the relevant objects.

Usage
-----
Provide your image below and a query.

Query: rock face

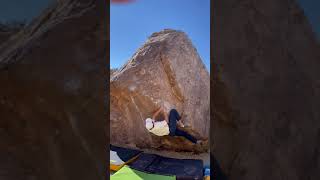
[213,0,320,179]
[110,29,209,152]
[0,25,21,45]
[0,0,106,180]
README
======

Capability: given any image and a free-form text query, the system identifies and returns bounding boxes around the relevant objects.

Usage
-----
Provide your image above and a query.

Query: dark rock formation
[0,24,22,45]
[110,29,210,152]
[213,0,320,179]
[0,0,106,179]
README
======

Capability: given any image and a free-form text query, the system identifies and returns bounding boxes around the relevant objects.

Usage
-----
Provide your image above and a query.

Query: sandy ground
[139,148,210,167]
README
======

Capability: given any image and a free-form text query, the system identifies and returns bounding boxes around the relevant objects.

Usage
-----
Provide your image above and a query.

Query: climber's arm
[177,112,185,127]
[163,110,169,123]
[152,107,163,120]
[178,120,185,128]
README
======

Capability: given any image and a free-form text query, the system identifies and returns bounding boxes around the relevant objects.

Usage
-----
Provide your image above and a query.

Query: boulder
[110,29,210,152]
[213,0,320,179]
[0,0,106,180]
[0,25,21,46]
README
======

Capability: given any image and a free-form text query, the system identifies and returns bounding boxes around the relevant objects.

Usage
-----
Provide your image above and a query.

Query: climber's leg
[169,109,181,120]
[168,109,180,135]
[175,128,197,144]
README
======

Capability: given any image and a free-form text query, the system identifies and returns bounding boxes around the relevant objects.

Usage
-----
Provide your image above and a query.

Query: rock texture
[110,29,209,152]
[0,24,22,45]
[0,0,106,180]
[213,0,320,179]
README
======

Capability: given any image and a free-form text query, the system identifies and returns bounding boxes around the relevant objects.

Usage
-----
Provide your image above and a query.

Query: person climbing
[145,106,202,144]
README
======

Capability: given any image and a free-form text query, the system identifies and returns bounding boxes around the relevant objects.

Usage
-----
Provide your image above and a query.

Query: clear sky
[297,0,320,40]
[0,0,317,67]
[110,0,211,71]
[0,0,52,23]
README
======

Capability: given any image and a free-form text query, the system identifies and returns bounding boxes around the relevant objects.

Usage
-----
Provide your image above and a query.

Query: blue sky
[297,0,320,39]
[0,0,52,23]
[111,0,211,71]
[0,0,318,68]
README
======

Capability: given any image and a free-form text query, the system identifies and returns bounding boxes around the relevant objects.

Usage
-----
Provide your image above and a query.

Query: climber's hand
[178,121,185,128]
[153,106,163,120]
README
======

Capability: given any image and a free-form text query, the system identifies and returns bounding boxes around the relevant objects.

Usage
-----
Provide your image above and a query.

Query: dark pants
[168,109,197,144]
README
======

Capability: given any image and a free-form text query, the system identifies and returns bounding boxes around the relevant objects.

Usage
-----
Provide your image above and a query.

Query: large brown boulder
[110,29,210,152]
[213,0,320,179]
[0,0,106,180]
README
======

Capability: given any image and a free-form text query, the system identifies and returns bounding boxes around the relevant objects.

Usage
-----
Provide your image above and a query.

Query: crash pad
[110,145,142,171]
[129,153,203,180]
[111,165,175,180]
[110,150,124,165]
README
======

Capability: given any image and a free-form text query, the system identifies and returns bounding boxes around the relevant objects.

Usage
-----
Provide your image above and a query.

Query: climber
[145,106,201,144]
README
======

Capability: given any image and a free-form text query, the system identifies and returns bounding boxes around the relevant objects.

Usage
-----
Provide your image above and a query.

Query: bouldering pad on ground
[129,153,203,180]
[111,165,176,180]
[110,145,142,171]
